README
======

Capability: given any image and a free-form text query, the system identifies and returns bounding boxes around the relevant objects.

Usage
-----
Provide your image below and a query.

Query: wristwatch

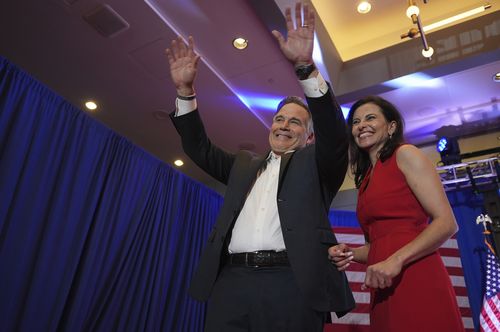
[294,63,316,80]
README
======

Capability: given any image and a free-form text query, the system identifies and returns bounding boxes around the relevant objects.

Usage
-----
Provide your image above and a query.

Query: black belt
[228,250,289,267]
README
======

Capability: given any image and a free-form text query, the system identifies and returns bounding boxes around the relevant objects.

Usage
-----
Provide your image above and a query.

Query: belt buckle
[252,251,272,268]
[246,251,258,268]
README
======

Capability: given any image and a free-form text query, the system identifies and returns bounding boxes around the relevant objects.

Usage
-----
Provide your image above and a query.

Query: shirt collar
[267,150,295,162]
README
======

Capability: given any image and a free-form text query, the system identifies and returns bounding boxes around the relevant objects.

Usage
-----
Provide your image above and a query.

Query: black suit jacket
[170,88,355,316]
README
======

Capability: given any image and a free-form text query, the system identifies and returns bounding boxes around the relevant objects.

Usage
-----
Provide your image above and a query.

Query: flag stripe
[456,296,470,308]
[446,266,466,275]
[480,294,500,332]
[450,275,466,287]
[352,291,369,304]
[442,256,463,267]
[460,307,472,315]
[463,317,474,330]
[454,287,469,296]
[331,312,370,325]
[438,247,461,256]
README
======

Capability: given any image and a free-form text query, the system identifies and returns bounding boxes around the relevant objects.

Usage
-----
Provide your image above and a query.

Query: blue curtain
[0,56,222,332]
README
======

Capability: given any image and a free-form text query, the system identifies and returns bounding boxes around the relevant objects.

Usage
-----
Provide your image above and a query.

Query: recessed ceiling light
[357,1,371,14]
[174,159,184,167]
[493,72,500,82]
[232,37,248,50]
[85,101,97,110]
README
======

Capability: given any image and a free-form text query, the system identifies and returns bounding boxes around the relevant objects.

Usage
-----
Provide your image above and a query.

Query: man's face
[268,103,314,155]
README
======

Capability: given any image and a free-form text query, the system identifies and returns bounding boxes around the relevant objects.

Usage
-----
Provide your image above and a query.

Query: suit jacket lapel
[278,151,294,194]
[239,154,267,201]
[250,155,266,179]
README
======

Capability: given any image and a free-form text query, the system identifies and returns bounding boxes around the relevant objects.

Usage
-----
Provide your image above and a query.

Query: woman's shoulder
[395,144,420,157]
[395,144,433,174]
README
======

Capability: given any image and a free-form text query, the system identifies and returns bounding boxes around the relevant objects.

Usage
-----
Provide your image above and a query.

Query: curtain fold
[0,56,222,332]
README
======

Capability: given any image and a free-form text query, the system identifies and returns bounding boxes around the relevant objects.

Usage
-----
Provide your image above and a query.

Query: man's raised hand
[165,35,200,96]
[271,2,315,66]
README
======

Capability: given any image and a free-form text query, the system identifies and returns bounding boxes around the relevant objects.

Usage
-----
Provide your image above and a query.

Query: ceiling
[0,0,499,193]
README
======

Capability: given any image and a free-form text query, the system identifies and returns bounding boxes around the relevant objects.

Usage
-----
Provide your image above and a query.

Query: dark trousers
[205,265,326,332]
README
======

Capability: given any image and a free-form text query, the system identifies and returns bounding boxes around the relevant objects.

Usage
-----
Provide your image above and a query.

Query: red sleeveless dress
[356,147,464,332]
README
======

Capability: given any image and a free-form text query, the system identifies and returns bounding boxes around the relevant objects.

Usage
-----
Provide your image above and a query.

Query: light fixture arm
[401,1,491,58]
[415,14,430,52]
[402,0,433,59]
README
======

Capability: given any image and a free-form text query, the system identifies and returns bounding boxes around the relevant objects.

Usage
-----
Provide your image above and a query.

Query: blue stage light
[437,137,448,153]
[437,136,461,165]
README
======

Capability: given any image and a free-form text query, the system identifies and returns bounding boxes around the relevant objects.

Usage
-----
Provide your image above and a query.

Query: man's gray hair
[275,96,314,134]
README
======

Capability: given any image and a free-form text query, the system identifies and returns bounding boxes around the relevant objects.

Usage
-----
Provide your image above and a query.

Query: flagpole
[477,214,496,256]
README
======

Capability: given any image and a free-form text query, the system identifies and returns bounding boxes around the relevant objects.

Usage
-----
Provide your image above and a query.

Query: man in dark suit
[167,3,354,331]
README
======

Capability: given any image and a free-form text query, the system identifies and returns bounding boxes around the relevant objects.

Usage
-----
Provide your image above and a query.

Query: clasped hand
[363,258,402,290]
[329,244,403,290]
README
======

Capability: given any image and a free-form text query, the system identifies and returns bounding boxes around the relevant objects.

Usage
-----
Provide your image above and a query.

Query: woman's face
[351,103,396,154]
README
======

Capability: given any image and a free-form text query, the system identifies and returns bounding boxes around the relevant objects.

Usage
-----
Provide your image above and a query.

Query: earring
[389,133,393,140]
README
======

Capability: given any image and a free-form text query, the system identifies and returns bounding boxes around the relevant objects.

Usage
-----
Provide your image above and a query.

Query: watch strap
[177,94,196,101]
[294,63,316,80]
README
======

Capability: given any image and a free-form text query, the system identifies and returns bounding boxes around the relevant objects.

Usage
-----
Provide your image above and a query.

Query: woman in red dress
[329,96,464,331]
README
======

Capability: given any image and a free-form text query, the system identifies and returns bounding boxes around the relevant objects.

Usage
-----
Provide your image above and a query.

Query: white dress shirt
[175,73,329,252]
[228,150,285,253]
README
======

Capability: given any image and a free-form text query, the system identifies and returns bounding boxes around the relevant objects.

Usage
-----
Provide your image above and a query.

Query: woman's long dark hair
[346,96,405,188]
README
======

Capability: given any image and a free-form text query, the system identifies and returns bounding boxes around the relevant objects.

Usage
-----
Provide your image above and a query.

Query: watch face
[295,64,315,80]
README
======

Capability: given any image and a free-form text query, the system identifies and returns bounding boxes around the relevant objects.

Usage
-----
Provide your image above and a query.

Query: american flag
[479,250,500,331]
[325,226,474,332]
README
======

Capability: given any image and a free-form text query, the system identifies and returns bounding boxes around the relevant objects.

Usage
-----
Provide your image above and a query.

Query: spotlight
[437,136,461,165]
